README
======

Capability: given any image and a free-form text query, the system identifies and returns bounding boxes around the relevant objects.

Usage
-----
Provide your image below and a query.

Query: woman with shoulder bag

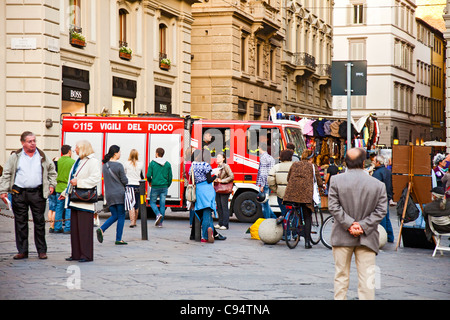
[96,145,129,245]
[283,149,323,249]
[60,140,101,262]
[190,149,217,243]
[214,153,234,230]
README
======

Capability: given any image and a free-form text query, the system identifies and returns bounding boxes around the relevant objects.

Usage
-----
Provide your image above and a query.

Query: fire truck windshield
[284,127,306,156]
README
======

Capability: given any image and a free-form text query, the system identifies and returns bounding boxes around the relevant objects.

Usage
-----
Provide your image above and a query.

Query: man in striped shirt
[256,144,276,219]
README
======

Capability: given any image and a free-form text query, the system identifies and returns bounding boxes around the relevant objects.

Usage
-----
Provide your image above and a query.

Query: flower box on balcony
[119,46,132,61]
[70,31,86,48]
[160,58,171,70]
[119,52,132,60]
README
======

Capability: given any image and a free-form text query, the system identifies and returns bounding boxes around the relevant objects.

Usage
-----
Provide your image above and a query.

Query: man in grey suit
[328,148,387,300]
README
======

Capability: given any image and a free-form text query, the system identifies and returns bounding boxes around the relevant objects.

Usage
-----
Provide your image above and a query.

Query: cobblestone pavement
[0,203,448,301]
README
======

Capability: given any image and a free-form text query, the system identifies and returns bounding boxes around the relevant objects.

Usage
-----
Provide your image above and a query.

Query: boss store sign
[62,66,90,104]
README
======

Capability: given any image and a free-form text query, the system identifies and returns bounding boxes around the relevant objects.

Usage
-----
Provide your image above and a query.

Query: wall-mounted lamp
[45,118,53,129]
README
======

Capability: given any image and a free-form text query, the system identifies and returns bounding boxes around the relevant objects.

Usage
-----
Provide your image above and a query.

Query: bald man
[328,148,387,300]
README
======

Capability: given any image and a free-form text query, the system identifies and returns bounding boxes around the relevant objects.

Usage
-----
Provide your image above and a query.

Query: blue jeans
[200,208,214,240]
[277,197,287,217]
[380,203,394,242]
[149,187,168,221]
[54,192,71,232]
[189,208,195,226]
[261,185,276,219]
[101,204,125,242]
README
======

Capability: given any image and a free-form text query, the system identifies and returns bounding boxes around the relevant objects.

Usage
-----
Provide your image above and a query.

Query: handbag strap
[190,165,195,185]
[74,158,89,177]
[312,163,317,183]
[106,162,123,185]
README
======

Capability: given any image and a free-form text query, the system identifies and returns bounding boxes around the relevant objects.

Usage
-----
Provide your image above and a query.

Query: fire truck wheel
[233,191,263,223]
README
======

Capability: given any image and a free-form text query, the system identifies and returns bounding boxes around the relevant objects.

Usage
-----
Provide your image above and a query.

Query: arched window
[119,9,128,47]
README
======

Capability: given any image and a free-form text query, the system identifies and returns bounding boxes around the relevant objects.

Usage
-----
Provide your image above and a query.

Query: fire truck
[61,114,306,222]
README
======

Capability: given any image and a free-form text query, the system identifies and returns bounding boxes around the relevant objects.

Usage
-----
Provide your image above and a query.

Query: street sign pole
[345,62,353,152]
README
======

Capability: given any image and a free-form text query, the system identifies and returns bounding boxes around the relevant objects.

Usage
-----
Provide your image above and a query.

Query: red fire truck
[61,114,306,222]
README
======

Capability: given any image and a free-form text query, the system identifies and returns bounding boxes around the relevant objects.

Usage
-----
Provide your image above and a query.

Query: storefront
[62,66,90,115]
[155,85,172,114]
[112,76,137,115]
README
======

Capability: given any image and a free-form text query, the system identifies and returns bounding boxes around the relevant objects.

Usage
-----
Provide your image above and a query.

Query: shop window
[155,85,172,114]
[112,96,133,115]
[112,76,136,114]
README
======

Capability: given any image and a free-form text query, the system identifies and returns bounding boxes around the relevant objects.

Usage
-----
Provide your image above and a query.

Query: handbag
[213,164,234,194]
[214,181,233,194]
[186,169,196,202]
[70,186,98,203]
[69,159,98,203]
[312,164,321,206]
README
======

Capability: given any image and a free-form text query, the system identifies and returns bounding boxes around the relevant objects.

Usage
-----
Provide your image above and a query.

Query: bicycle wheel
[310,206,323,245]
[320,215,334,249]
[285,210,301,249]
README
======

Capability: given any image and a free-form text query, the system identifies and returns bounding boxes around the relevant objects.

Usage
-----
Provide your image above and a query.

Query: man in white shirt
[0,132,57,260]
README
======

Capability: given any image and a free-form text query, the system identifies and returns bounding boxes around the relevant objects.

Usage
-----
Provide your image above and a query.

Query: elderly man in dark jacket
[372,155,394,242]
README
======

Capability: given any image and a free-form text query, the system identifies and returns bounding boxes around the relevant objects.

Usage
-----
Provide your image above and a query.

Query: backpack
[396,186,419,224]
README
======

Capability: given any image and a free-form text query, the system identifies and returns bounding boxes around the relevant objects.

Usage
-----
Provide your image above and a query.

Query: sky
[415,0,446,32]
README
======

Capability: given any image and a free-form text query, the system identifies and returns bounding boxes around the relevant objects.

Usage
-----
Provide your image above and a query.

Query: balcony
[249,0,281,36]
[292,53,316,77]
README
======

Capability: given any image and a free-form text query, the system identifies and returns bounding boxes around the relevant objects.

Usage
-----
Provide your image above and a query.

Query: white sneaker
[155,214,163,226]
[214,224,221,229]
[219,226,228,230]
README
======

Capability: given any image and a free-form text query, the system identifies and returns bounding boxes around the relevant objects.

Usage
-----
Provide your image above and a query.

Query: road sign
[331,60,367,96]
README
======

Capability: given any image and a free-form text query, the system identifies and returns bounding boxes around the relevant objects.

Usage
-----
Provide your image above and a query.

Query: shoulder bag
[213,164,234,194]
[312,164,321,206]
[69,159,98,203]
[186,168,196,202]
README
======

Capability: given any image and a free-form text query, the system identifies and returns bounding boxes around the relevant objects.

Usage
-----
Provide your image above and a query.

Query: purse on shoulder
[69,159,98,203]
[186,169,196,202]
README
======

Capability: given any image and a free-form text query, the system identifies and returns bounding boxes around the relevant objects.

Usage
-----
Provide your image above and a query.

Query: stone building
[332,0,439,147]
[190,0,333,120]
[191,0,284,120]
[0,0,199,163]
[281,0,334,116]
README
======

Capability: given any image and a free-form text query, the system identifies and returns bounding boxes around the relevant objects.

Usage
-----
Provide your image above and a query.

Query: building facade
[444,3,450,152]
[190,0,333,120]
[191,0,284,120]
[281,0,334,115]
[332,0,437,147]
[0,0,199,163]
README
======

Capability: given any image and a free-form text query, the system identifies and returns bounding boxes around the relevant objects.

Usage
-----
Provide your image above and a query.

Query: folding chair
[428,216,450,257]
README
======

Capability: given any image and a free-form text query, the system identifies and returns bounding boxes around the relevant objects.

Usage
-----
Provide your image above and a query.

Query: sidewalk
[0,203,448,300]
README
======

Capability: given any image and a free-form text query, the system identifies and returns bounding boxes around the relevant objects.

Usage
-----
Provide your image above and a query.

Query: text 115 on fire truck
[61,114,306,222]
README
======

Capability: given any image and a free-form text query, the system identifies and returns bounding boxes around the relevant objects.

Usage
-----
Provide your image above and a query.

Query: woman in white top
[124,149,144,227]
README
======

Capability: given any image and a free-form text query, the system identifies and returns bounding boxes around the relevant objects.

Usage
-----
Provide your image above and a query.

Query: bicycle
[310,205,324,245]
[283,203,304,249]
[320,215,334,249]
[283,203,323,249]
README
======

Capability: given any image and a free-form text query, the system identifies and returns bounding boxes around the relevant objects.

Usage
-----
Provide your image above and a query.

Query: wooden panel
[392,174,409,202]
[412,146,432,175]
[392,145,410,174]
